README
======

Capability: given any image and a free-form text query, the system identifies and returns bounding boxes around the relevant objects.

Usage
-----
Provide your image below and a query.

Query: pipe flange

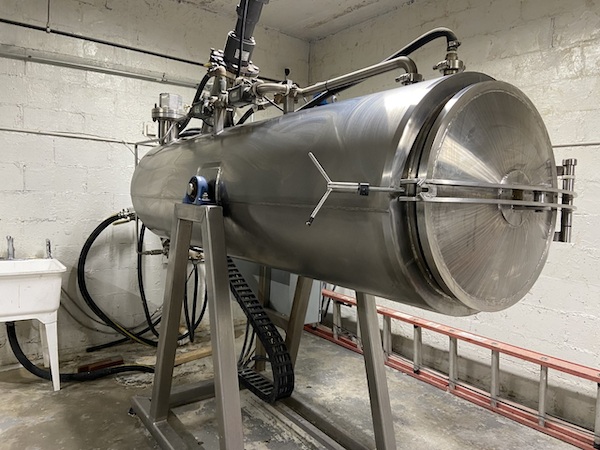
[396,72,424,85]
[151,107,186,121]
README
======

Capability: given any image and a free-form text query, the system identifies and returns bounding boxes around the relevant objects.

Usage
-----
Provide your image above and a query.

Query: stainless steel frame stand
[285,276,313,366]
[131,205,396,450]
[276,290,397,450]
[131,204,244,450]
[356,292,397,449]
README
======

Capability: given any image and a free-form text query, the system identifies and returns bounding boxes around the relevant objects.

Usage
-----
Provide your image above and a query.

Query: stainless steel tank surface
[131,72,557,316]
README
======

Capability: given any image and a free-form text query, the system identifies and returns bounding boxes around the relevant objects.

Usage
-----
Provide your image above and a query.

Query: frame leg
[355,292,397,450]
[285,276,313,367]
[201,206,245,450]
[149,211,194,423]
[133,204,244,450]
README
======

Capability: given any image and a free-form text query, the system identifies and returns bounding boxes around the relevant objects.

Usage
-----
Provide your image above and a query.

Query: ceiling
[183,0,411,41]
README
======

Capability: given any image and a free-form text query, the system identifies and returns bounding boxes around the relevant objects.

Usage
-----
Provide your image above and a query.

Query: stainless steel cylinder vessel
[131,72,557,316]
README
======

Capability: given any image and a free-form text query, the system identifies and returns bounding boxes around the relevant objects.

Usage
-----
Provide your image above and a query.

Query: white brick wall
[1,0,597,431]
[0,0,309,366]
[310,0,600,429]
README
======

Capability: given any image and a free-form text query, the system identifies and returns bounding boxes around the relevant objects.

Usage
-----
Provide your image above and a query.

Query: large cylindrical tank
[131,72,557,316]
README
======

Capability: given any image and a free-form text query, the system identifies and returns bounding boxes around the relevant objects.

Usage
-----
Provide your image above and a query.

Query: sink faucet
[46,239,52,259]
[7,236,14,260]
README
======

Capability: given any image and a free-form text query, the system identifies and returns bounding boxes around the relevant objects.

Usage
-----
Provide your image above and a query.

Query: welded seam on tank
[220,201,389,214]
[130,195,390,213]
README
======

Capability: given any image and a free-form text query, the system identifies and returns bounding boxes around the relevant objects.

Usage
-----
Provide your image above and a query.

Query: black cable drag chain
[227,258,294,403]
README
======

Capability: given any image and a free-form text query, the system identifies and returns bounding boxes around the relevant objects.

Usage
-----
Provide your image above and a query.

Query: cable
[182,267,194,343]
[238,320,252,366]
[62,287,115,328]
[60,302,120,335]
[0,17,209,69]
[178,127,203,138]
[178,74,211,134]
[298,27,460,111]
[77,213,158,347]
[236,107,255,125]
[263,96,284,112]
[61,288,118,332]
[77,212,209,352]
[237,0,250,78]
[320,285,337,324]
[137,224,160,338]
[5,322,154,382]
[190,264,199,342]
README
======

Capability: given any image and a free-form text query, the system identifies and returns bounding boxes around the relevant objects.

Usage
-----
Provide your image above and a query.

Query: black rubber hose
[6,322,154,382]
[182,271,193,343]
[85,285,202,353]
[298,27,460,111]
[138,225,160,338]
[238,320,251,366]
[236,107,255,125]
[385,27,458,61]
[177,74,211,133]
[190,265,199,342]
[178,128,202,138]
[80,215,207,352]
[77,214,158,347]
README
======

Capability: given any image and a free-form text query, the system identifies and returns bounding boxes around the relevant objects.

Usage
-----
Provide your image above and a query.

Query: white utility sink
[0,258,66,391]
[0,258,66,318]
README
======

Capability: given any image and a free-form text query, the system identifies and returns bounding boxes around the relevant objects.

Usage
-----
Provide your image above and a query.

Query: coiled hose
[78,213,207,351]
[77,213,158,347]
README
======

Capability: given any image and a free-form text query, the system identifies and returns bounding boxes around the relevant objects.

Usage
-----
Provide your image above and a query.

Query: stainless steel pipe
[131,72,558,316]
[297,56,419,97]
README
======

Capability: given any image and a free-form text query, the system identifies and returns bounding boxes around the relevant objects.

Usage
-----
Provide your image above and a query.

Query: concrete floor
[0,329,575,450]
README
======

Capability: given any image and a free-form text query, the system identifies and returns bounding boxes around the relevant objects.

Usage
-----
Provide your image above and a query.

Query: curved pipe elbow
[253,82,290,97]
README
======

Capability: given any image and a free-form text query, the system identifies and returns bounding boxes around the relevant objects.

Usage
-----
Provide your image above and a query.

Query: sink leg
[39,322,50,368]
[42,316,60,391]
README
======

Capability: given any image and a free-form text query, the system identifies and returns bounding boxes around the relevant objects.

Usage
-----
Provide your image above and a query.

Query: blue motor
[183,176,209,205]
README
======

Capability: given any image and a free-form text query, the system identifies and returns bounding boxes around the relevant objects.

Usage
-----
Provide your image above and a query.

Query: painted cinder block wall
[1,0,598,432]
[309,0,600,429]
[0,0,309,366]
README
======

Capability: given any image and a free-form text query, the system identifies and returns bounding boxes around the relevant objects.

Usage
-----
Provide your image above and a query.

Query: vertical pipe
[594,383,600,449]
[283,80,295,113]
[491,350,500,408]
[449,337,458,390]
[559,158,577,243]
[538,365,548,427]
[382,316,392,360]
[332,301,342,340]
[413,325,422,374]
